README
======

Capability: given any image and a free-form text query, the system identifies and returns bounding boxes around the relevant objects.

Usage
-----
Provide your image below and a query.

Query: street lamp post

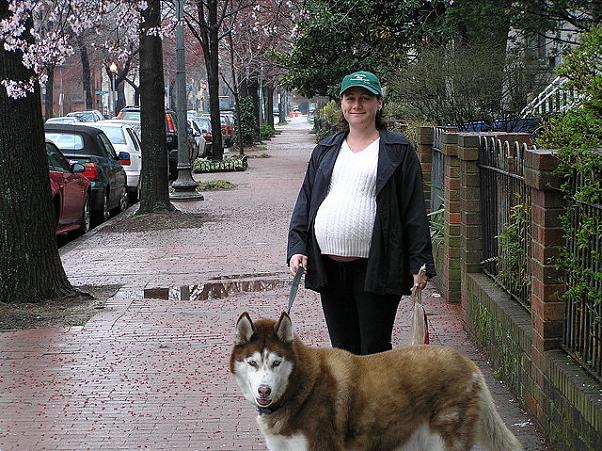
[109,62,118,118]
[170,0,202,199]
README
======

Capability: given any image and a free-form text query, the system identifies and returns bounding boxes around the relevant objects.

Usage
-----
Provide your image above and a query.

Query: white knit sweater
[314,138,379,258]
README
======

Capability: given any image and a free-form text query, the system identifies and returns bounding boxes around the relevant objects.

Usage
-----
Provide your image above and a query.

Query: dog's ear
[235,312,254,345]
[275,311,294,343]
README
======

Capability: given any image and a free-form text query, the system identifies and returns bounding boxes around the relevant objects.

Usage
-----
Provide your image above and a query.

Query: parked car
[46,116,84,125]
[106,119,141,140]
[66,110,105,122]
[116,106,178,149]
[45,124,129,226]
[201,113,234,147]
[90,121,143,202]
[115,106,186,179]
[188,119,207,159]
[115,106,141,122]
[190,116,213,157]
[46,140,91,236]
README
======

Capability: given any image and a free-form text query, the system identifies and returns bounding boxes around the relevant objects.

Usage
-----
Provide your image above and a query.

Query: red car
[46,140,91,236]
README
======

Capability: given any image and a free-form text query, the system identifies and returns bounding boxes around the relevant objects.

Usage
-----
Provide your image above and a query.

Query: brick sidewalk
[0,116,549,450]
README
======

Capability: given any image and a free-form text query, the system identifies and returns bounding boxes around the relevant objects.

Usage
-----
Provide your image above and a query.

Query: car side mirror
[71,163,85,173]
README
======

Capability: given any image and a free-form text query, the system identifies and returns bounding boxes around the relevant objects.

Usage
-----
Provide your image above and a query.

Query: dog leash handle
[287,265,305,315]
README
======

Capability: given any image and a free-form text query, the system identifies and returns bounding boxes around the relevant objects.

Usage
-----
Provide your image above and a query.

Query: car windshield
[46,117,79,124]
[45,132,85,151]
[193,118,211,132]
[93,126,126,144]
[67,112,95,122]
[121,111,141,121]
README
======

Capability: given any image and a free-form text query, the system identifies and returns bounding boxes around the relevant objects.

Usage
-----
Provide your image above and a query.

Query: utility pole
[171,0,202,199]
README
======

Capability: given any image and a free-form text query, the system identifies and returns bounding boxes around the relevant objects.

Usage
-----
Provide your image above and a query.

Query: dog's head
[229,312,295,410]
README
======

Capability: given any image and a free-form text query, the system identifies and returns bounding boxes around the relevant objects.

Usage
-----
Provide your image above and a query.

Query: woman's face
[341,87,383,130]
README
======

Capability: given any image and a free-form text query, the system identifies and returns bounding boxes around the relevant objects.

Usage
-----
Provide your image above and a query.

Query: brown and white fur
[230,312,523,451]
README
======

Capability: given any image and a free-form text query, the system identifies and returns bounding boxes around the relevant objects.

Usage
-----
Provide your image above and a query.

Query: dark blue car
[45,124,129,226]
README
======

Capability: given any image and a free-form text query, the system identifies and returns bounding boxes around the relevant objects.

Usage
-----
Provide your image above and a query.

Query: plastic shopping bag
[410,264,429,345]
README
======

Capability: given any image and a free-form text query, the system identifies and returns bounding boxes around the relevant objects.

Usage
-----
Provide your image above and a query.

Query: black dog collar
[257,404,280,415]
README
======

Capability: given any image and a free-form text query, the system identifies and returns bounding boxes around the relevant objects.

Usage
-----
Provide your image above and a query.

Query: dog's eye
[248,360,258,368]
[272,360,281,368]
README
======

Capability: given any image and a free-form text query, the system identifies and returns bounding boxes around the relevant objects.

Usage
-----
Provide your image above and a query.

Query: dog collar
[257,404,280,415]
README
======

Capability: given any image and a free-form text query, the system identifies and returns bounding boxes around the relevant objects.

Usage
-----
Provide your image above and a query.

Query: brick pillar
[524,148,565,417]
[416,126,433,213]
[441,131,461,303]
[457,134,482,311]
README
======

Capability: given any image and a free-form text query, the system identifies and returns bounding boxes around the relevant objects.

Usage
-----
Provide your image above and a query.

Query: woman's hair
[336,95,388,132]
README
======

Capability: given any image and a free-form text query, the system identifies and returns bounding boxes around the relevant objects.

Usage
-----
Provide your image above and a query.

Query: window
[127,129,141,152]
[97,133,117,159]
[122,111,141,121]
[97,126,126,144]
[45,132,84,151]
[46,143,72,172]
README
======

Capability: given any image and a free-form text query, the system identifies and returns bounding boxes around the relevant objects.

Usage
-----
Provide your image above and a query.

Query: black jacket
[287,129,436,296]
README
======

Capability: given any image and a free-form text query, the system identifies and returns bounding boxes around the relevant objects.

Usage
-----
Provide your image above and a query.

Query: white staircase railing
[520,76,582,118]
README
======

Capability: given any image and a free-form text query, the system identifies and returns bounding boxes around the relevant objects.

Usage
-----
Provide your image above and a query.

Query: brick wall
[426,126,602,450]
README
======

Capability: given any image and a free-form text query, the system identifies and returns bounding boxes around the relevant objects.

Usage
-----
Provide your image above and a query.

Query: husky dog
[230,312,523,451]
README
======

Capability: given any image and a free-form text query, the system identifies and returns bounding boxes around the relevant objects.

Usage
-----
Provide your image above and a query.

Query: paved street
[0,116,549,450]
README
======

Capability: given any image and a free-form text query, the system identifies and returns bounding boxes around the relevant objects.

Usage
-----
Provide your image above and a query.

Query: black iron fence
[562,170,602,382]
[479,136,532,309]
[430,127,445,212]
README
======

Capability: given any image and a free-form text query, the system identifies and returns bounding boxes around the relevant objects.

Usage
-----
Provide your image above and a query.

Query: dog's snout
[258,385,271,397]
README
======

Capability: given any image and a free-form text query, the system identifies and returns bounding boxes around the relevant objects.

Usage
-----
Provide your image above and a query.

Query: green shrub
[235,97,257,145]
[313,101,340,142]
[192,155,248,173]
[260,123,275,140]
[197,179,236,191]
[537,26,602,322]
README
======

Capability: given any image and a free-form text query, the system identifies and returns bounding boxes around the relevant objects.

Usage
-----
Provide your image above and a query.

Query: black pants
[320,258,400,355]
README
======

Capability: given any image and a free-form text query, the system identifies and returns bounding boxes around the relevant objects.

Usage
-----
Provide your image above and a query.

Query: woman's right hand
[289,254,308,276]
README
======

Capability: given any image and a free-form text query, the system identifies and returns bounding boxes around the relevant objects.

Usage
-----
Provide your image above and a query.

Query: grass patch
[197,179,236,191]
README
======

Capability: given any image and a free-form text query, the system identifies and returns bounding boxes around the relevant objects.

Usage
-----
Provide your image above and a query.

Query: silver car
[90,121,142,202]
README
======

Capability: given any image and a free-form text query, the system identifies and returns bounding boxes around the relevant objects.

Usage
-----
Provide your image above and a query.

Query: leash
[287,265,305,315]
[255,266,304,416]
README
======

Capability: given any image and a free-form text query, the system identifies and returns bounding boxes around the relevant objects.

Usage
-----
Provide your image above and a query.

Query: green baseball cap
[339,71,383,97]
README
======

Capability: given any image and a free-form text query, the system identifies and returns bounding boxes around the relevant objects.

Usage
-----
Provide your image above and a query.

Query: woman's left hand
[413,272,428,291]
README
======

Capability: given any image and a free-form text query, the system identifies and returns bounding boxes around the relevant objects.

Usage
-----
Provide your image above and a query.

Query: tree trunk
[116,80,126,113]
[250,79,260,142]
[265,84,274,129]
[239,78,250,97]
[45,66,54,119]
[207,5,223,159]
[138,0,175,214]
[195,0,224,160]
[78,37,93,109]
[278,88,287,124]
[0,3,76,304]
[227,32,244,155]
[124,78,140,106]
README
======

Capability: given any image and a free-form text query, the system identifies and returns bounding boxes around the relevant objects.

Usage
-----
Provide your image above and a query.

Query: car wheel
[91,191,110,227]
[75,194,91,237]
[111,186,128,215]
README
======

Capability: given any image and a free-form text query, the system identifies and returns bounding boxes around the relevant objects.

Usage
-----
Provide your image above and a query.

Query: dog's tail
[475,371,524,451]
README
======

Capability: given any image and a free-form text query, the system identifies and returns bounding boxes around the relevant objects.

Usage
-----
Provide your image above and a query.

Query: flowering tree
[0,0,81,303]
[185,0,257,160]
[220,0,299,141]
[0,0,171,303]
